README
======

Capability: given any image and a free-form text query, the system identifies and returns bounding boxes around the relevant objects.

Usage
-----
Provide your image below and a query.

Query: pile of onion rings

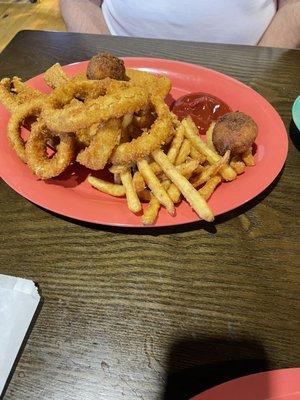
[0,53,257,224]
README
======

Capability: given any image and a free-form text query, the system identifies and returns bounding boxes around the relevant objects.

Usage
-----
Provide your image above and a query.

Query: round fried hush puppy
[87,53,126,81]
[212,111,258,156]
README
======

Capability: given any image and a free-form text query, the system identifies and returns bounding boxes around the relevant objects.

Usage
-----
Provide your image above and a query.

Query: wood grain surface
[0,31,299,400]
[0,1,65,52]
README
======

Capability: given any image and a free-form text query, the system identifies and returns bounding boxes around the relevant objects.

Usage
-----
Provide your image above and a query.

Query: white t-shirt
[102,0,277,45]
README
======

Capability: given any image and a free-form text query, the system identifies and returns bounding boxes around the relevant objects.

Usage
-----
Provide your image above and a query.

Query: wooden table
[0,31,299,400]
[0,1,65,52]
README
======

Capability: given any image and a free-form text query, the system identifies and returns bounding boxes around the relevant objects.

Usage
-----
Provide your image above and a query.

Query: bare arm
[60,0,109,34]
[258,0,300,48]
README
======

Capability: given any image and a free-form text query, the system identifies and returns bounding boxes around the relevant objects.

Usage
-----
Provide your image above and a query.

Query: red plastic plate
[0,58,288,227]
[190,368,300,400]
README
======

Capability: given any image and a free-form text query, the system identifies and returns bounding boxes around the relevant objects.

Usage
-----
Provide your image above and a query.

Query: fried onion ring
[0,77,43,113]
[42,80,149,132]
[25,121,75,179]
[0,78,16,112]
[110,95,175,166]
[7,98,44,162]
[11,77,43,103]
[44,63,69,89]
[74,126,97,148]
[76,119,122,170]
[126,69,171,99]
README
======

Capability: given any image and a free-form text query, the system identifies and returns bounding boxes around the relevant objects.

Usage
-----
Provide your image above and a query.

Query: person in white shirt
[60,0,300,48]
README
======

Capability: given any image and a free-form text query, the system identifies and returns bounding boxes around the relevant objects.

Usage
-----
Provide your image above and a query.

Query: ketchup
[172,92,231,134]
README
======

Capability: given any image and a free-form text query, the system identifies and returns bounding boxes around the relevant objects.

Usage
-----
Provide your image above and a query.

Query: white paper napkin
[0,274,40,395]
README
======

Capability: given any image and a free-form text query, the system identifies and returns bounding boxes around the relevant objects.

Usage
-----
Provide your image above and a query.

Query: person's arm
[258,0,300,48]
[60,0,109,34]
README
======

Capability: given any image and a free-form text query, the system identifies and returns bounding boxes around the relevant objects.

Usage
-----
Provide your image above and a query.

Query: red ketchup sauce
[172,92,232,134]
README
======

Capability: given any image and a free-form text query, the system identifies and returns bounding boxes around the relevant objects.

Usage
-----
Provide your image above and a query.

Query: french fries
[205,121,216,151]
[164,181,181,203]
[191,150,230,188]
[190,145,206,163]
[230,157,246,174]
[152,149,214,222]
[198,176,222,200]
[88,176,125,197]
[160,159,200,203]
[175,138,191,165]
[167,123,184,163]
[242,147,255,166]
[141,194,161,225]
[132,171,146,192]
[182,117,237,181]
[137,158,175,215]
[89,116,255,225]
[120,170,142,213]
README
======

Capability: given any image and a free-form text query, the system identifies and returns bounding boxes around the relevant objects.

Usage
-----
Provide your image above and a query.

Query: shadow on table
[41,165,284,236]
[289,119,300,151]
[162,337,269,400]
[0,292,43,400]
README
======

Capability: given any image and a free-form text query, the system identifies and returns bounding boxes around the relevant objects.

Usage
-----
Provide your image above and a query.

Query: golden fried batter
[212,111,258,156]
[25,121,75,179]
[44,63,69,89]
[87,53,126,81]
[76,119,121,170]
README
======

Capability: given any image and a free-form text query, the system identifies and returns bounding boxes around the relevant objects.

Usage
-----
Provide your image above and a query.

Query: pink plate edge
[190,368,300,400]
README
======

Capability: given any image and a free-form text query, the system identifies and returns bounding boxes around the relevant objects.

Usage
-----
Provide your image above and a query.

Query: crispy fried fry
[230,157,246,174]
[182,117,237,181]
[164,181,180,203]
[189,145,206,163]
[109,164,128,174]
[193,164,205,175]
[132,170,146,192]
[141,194,161,225]
[164,159,199,203]
[242,147,255,166]
[175,138,191,165]
[152,149,214,222]
[137,158,175,215]
[88,176,125,197]
[205,122,216,151]
[177,159,199,176]
[167,123,185,163]
[191,150,230,188]
[120,169,142,213]
[133,158,199,195]
[198,176,222,200]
